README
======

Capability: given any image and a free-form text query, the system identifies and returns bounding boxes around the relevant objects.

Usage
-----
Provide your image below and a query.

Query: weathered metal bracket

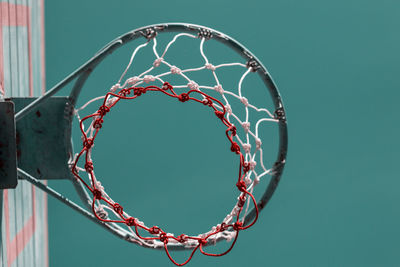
[0,97,72,188]
[0,102,17,189]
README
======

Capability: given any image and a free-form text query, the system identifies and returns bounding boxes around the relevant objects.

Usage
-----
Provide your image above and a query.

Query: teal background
[45,0,400,266]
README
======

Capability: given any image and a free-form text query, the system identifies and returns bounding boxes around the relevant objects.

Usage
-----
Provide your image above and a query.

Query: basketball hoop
[12,23,288,266]
[72,25,287,265]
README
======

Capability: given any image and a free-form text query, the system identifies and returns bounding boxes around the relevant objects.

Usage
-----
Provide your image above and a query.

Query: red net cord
[71,82,259,266]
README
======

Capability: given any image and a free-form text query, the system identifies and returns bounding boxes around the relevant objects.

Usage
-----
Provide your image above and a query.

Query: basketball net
[72,31,279,265]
